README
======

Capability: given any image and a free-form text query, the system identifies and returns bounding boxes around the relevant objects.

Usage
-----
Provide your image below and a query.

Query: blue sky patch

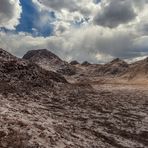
[16,0,54,37]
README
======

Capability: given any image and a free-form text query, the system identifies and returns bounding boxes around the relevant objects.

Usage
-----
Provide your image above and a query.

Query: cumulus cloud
[36,0,98,15]
[0,0,22,29]
[0,24,148,63]
[0,0,148,63]
[33,0,99,32]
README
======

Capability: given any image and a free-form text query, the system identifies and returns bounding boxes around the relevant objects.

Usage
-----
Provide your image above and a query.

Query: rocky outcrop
[23,49,61,63]
[122,57,148,80]
[93,58,129,77]
[0,50,67,94]
[0,48,17,61]
[0,48,148,148]
[70,60,79,65]
[23,49,76,75]
[74,58,129,78]
[81,61,91,66]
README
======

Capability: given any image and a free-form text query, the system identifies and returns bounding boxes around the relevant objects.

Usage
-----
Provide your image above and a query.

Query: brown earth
[0,48,148,148]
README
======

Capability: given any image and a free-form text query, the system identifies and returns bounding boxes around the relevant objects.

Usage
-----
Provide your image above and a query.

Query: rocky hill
[70,58,129,83]
[22,49,148,80]
[70,60,79,65]
[23,49,76,75]
[96,58,129,77]
[0,48,148,148]
[122,57,148,80]
[0,48,17,61]
[0,48,67,94]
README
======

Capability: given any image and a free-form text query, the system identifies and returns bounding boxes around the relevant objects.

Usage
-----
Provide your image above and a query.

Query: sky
[0,0,148,63]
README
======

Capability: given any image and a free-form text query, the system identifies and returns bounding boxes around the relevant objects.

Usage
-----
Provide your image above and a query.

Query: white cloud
[0,0,22,29]
[0,0,148,63]
[0,24,148,63]
[33,0,99,33]
[35,0,98,15]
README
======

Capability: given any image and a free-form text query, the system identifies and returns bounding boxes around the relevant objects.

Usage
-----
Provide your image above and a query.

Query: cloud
[94,0,137,28]
[35,0,97,15]
[0,24,148,63]
[33,0,99,31]
[0,0,148,63]
[0,0,22,29]
[37,0,78,12]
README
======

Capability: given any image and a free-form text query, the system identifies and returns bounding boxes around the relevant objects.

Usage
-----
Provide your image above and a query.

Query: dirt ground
[0,47,148,148]
[0,82,148,148]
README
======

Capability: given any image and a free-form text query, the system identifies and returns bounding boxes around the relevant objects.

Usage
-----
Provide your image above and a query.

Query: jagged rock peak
[23,49,61,61]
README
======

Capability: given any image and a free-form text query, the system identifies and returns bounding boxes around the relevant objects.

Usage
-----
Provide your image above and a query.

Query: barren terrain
[0,82,148,148]
[0,48,148,148]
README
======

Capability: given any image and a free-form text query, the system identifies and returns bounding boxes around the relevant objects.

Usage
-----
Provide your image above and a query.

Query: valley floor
[0,81,148,148]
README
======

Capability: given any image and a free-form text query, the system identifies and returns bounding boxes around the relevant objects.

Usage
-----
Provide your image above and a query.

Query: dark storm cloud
[94,0,137,28]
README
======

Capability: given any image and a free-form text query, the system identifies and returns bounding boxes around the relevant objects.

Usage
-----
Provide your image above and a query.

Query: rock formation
[70,60,79,65]
[0,48,147,148]
[23,49,76,75]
